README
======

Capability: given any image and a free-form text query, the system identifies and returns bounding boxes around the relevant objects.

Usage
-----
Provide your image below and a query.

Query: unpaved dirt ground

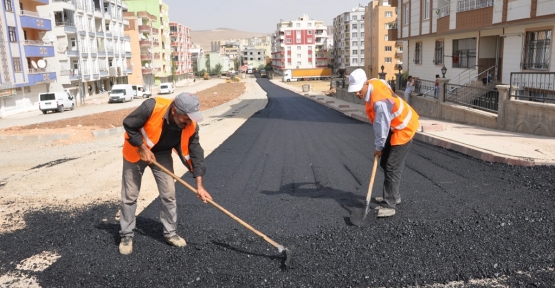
[282,80,332,93]
[0,82,245,234]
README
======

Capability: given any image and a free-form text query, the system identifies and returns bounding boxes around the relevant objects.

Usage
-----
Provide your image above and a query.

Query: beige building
[365,0,402,79]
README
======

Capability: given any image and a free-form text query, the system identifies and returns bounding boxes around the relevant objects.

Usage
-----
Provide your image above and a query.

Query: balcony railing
[438,5,451,18]
[458,0,494,12]
[24,40,53,46]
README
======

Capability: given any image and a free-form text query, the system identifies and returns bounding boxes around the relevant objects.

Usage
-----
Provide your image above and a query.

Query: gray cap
[174,92,203,122]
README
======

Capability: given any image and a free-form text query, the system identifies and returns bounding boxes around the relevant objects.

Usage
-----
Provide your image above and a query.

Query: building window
[385,46,392,52]
[361,40,364,46]
[297,54,301,58]
[352,15,357,20]
[385,24,390,29]
[352,23,357,29]
[404,4,409,25]
[4,0,13,12]
[414,42,422,64]
[287,39,292,43]
[424,0,430,20]
[13,57,21,72]
[297,46,301,50]
[8,26,16,42]
[353,50,358,55]
[352,32,357,38]
[352,41,357,46]
[523,30,551,70]
[385,57,392,63]
[286,30,291,35]
[452,38,476,68]
[384,35,388,41]
[308,30,312,35]
[385,11,392,17]
[296,23,300,27]
[361,32,364,37]
[434,40,444,65]
[297,61,301,66]
[308,23,312,27]
[360,49,364,55]
[352,58,358,63]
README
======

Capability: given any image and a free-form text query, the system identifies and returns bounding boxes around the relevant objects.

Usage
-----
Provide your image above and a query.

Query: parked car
[159,83,174,94]
[131,85,152,98]
[38,91,74,114]
[109,84,134,103]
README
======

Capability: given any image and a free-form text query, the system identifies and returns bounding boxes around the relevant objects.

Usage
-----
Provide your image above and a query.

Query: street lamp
[397,64,402,74]
[441,65,447,78]
[381,65,384,73]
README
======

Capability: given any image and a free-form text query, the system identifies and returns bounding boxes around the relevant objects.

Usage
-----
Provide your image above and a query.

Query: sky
[166,0,369,33]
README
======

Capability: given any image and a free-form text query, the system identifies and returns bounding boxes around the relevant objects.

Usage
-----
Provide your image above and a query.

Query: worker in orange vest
[118,92,213,255]
[348,69,420,217]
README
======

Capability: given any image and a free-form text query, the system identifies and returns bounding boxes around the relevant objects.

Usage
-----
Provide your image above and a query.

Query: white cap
[347,69,367,93]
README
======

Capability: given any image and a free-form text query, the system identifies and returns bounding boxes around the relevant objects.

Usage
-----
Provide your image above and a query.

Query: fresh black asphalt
[1,78,554,287]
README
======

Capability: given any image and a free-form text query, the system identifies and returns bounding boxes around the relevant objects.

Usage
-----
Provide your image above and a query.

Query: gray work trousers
[379,131,413,209]
[119,151,178,238]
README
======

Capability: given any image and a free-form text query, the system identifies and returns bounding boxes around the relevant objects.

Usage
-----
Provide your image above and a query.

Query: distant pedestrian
[101,84,106,94]
[434,74,440,99]
[404,76,414,102]
[348,69,420,217]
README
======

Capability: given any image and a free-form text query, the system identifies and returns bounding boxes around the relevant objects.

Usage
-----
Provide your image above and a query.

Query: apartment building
[332,5,366,73]
[125,0,172,85]
[241,47,267,70]
[169,22,192,82]
[0,0,57,117]
[366,0,401,79]
[49,0,131,101]
[390,0,555,85]
[271,14,329,74]
[122,10,155,86]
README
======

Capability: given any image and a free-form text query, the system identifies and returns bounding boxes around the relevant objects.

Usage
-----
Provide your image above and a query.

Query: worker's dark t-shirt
[122,98,206,177]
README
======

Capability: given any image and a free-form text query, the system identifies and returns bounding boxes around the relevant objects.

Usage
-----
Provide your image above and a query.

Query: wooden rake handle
[364,155,380,204]
[151,160,284,251]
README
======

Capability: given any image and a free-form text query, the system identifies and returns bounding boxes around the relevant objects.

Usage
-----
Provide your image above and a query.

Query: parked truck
[282,68,332,82]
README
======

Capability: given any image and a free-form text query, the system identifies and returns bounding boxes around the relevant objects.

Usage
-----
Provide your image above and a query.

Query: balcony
[24,43,55,57]
[388,28,398,41]
[396,40,402,46]
[19,13,52,31]
[138,25,151,33]
[151,28,159,35]
[153,53,160,59]
[396,50,403,58]
[390,0,398,6]
[152,41,159,47]
[28,71,57,85]
[137,11,156,21]
[139,40,152,47]
[142,67,153,74]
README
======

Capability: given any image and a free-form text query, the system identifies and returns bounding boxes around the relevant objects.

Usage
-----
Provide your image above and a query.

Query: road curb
[0,134,71,141]
[92,127,125,138]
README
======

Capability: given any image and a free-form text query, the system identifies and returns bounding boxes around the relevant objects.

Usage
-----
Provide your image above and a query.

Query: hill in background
[190,28,271,51]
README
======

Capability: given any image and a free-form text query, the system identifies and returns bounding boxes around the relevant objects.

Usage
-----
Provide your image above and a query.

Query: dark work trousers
[119,150,177,238]
[379,131,413,209]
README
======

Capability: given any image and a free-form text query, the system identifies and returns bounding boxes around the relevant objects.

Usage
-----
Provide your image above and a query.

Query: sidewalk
[271,80,555,166]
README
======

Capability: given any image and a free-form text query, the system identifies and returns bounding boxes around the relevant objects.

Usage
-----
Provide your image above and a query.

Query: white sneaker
[166,235,187,248]
[377,208,396,218]
[119,236,133,255]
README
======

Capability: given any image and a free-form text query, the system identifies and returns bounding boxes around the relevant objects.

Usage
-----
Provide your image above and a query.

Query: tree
[213,63,223,77]
[205,57,211,75]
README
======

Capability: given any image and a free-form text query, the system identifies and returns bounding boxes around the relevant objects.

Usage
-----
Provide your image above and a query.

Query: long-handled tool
[350,155,379,226]
[152,160,292,268]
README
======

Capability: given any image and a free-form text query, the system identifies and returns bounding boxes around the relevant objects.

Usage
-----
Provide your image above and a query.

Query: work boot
[119,236,133,255]
[375,196,401,205]
[377,207,396,218]
[166,235,187,248]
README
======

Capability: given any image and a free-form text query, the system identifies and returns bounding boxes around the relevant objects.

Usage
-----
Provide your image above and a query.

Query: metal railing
[20,10,41,17]
[414,79,436,98]
[458,0,494,12]
[510,72,555,104]
[24,40,53,46]
[445,83,499,112]
[438,5,450,18]
[449,64,479,85]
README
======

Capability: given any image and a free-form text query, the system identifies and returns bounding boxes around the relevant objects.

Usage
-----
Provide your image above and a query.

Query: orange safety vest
[365,79,420,146]
[122,98,197,171]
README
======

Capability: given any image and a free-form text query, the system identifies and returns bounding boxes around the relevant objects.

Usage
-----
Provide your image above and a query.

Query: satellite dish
[37,59,46,68]
[31,61,38,69]
[140,34,146,40]
[145,63,150,68]
[148,48,152,53]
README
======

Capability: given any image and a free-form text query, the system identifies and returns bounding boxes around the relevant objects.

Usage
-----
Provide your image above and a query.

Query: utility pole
[75,32,85,106]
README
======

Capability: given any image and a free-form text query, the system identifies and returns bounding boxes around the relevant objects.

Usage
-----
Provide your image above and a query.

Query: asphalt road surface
[1,78,554,287]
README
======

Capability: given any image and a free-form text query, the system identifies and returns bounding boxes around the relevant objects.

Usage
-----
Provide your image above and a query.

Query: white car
[109,84,134,103]
[159,83,174,94]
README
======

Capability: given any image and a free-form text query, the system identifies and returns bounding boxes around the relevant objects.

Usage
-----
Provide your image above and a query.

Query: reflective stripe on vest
[122,98,197,171]
[364,79,420,146]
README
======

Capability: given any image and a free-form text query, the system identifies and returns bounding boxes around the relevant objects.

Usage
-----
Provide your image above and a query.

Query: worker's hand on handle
[139,143,155,164]
[195,176,213,203]
[374,150,383,158]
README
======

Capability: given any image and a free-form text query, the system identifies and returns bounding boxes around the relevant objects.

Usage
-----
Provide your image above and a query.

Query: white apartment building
[271,14,329,74]
[332,5,366,72]
[48,0,131,101]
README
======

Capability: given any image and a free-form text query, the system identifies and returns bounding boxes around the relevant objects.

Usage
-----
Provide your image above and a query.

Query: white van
[159,83,174,94]
[38,91,74,114]
[131,84,152,98]
[109,84,134,103]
